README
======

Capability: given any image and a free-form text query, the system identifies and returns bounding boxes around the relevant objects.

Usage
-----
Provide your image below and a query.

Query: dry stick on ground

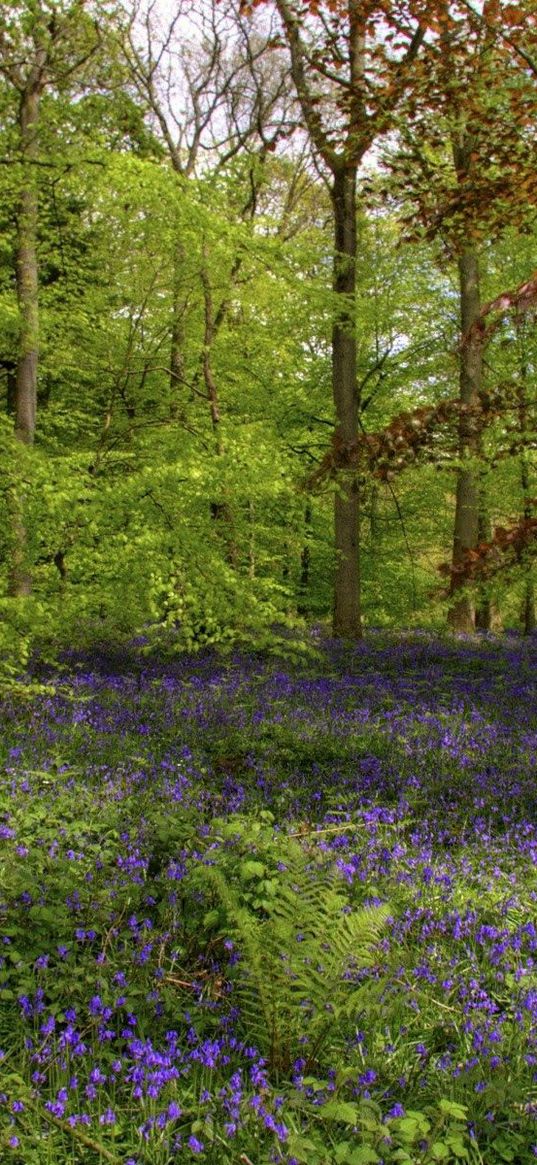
[288,822,367,837]
[1,1085,121,1165]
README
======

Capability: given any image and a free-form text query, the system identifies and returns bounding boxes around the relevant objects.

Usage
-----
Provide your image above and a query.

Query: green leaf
[438,1099,468,1121]
[397,1118,420,1141]
[430,1144,450,1161]
[202,909,221,929]
[334,1144,352,1164]
[287,1132,325,1163]
[240,860,266,880]
[491,1141,515,1163]
[347,1148,381,1164]
[320,1101,359,1125]
[445,1137,469,1160]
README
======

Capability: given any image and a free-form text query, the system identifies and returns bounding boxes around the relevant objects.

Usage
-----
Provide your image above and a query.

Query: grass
[0,630,537,1163]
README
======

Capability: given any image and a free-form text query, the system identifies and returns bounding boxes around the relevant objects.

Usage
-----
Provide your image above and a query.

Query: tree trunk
[447,247,481,633]
[15,86,39,446]
[519,376,535,635]
[3,361,17,414]
[8,83,41,598]
[247,500,255,579]
[169,240,186,420]
[200,251,237,567]
[475,498,492,630]
[297,501,312,615]
[523,579,536,636]
[331,166,361,638]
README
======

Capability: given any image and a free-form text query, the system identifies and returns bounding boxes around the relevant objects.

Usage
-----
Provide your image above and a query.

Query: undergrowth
[1,633,537,1163]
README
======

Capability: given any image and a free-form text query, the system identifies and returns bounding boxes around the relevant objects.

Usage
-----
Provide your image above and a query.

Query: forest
[0,0,535,671]
[1,2,537,1164]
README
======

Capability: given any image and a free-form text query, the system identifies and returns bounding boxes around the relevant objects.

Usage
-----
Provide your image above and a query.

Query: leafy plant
[192,838,389,1075]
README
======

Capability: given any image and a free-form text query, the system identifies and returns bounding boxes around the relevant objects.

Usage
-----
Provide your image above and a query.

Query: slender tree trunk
[523,578,536,635]
[169,241,186,420]
[8,83,41,598]
[447,247,482,633]
[15,87,39,446]
[331,166,361,638]
[247,500,255,579]
[282,543,290,582]
[4,362,17,414]
[475,483,495,630]
[297,501,312,615]
[518,365,535,634]
[200,251,237,567]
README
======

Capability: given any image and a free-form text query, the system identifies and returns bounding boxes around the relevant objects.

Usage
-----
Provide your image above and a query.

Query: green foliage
[0,0,535,666]
[190,825,389,1075]
[285,1096,472,1164]
[2,643,537,1160]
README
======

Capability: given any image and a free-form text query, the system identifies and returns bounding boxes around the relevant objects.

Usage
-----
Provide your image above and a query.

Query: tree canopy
[0,0,536,678]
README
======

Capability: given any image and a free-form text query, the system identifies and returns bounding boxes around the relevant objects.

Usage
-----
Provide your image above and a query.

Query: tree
[0,0,102,594]
[257,0,430,636]
[381,0,537,630]
[120,0,293,403]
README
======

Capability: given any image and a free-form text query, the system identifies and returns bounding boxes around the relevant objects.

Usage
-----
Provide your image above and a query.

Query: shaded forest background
[0,0,536,679]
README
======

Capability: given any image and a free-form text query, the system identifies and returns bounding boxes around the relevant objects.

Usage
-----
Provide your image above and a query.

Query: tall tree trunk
[8,83,41,598]
[169,241,186,421]
[297,501,312,614]
[518,363,535,635]
[15,86,39,446]
[523,577,536,636]
[247,500,255,579]
[475,492,492,630]
[447,247,481,633]
[4,361,17,414]
[200,251,237,567]
[331,166,361,638]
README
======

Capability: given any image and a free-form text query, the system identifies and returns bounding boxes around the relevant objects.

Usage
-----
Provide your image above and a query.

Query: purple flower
[45,1098,67,1119]
[99,1108,116,1125]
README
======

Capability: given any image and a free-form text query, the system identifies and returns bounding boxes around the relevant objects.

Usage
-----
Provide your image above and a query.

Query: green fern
[193,844,389,1076]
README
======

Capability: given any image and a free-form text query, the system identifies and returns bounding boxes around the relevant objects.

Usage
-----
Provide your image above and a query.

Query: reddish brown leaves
[307,395,496,487]
[439,505,537,581]
[502,2,531,26]
[464,271,537,348]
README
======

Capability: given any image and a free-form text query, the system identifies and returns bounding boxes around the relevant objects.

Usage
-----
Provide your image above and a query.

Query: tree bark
[297,501,312,613]
[15,86,40,446]
[3,361,17,414]
[200,251,237,567]
[474,500,492,630]
[8,82,42,598]
[518,367,535,635]
[331,166,361,638]
[447,247,481,633]
[169,241,186,420]
[523,578,536,636]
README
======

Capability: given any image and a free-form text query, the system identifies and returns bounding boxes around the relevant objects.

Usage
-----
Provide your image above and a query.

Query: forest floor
[0,632,536,1164]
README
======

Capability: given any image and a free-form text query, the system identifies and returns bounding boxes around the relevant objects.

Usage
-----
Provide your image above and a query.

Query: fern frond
[197,864,276,1049]
[190,846,389,1075]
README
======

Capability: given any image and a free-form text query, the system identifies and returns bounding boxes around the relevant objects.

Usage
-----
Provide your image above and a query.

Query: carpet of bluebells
[1,631,537,1164]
